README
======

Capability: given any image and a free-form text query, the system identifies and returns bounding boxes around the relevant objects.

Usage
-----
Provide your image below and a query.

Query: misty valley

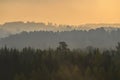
[1,0,120,79]
[0,22,120,80]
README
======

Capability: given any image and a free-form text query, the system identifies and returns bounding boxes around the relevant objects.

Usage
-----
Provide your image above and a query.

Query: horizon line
[1,21,120,26]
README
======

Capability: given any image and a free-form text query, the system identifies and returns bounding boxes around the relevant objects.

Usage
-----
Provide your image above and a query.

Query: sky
[0,0,120,25]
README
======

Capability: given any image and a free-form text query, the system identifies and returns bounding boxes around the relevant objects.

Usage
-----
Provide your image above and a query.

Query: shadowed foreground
[0,42,120,80]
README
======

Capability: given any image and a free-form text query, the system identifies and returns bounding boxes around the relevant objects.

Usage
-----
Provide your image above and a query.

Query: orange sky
[0,0,120,25]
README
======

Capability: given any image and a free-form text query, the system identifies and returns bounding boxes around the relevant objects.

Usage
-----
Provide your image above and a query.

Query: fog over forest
[0,22,120,49]
[0,22,120,38]
[0,22,120,80]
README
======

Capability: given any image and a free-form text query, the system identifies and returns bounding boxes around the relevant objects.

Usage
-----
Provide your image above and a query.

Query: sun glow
[0,0,120,25]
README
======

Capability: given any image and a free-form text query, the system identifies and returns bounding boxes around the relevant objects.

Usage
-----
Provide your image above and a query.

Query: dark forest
[0,42,120,80]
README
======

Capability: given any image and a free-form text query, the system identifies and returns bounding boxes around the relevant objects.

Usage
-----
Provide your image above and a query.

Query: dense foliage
[0,42,120,80]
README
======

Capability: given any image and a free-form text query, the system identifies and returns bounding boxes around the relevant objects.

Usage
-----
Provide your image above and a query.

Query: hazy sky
[0,0,120,25]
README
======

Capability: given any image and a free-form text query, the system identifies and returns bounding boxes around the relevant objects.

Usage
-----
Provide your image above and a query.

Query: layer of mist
[0,21,120,38]
[0,27,120,49]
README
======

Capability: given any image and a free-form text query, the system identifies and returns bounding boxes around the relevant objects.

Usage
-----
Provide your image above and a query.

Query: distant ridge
[0,21,120,38]
[0,27,120,49]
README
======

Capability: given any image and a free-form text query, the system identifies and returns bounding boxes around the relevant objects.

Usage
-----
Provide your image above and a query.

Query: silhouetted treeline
[0,42,120,80]
[1,21,119,38]
[1,27,120,49]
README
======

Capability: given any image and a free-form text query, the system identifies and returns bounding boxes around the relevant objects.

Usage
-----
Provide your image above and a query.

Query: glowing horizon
[0,0,120,25]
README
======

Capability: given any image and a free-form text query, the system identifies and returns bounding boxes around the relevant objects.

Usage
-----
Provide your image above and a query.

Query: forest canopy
[0,42,120,80]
